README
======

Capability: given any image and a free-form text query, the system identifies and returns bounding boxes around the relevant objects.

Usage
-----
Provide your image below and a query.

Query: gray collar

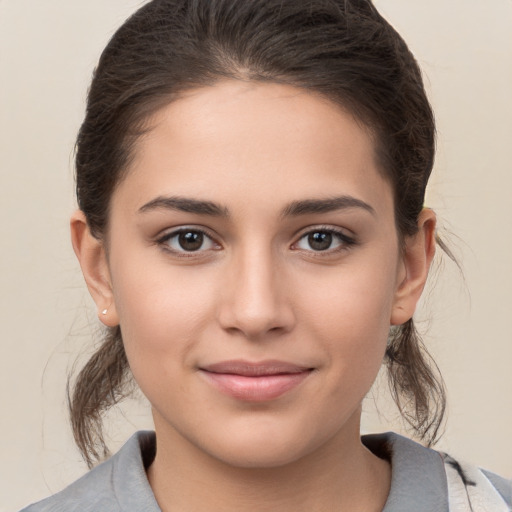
[112,431,448,511]
[363,432,448,512]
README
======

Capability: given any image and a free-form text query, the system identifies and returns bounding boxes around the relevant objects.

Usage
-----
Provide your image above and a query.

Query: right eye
[158,228,219,254]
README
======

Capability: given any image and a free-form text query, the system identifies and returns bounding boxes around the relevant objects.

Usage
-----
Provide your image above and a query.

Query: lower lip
[200,370,312,401]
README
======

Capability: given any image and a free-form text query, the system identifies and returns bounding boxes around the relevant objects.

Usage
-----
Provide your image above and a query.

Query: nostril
[219,312,295,340]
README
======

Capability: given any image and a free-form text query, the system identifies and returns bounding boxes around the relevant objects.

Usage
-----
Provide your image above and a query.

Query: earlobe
[390,208,436,326]
[70,210,119,327]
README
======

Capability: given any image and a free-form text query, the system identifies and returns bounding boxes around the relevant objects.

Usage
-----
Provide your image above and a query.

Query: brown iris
[308,231,333,251]
[178,231,204,251]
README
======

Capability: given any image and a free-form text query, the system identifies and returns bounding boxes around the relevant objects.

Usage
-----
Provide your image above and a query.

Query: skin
[72,81,436,511]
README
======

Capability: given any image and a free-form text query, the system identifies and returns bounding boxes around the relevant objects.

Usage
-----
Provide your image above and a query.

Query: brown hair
[70,0,446,467]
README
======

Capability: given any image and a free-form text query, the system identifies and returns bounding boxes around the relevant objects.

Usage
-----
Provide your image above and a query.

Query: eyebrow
[139,196,229,217]
[138,194,375,218]
[281,196,376,217]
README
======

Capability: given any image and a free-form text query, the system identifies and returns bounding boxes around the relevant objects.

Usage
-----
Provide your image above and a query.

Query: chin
[197,422,335,470]
[210,441,310,469]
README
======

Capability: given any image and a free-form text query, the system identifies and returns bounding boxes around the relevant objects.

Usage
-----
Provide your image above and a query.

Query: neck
[147,415,390,512]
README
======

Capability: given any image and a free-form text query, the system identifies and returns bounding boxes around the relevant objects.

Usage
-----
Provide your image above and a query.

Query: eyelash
[156,225,357,257]
[156,227,220,257]
[292,226,357,254]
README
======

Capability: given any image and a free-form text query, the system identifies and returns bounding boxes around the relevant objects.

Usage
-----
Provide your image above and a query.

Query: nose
[217,245,296,340]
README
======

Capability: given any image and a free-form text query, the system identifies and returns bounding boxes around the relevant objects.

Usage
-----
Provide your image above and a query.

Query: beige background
[1,0,511,510]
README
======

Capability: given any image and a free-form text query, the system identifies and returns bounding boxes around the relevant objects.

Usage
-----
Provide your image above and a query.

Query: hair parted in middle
[70,0,446,467]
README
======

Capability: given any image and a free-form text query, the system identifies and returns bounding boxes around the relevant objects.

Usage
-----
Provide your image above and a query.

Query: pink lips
[199,360,313,402]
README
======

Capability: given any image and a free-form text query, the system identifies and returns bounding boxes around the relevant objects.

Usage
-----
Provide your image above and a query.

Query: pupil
[309,232,332,251]
[179,231,203,251]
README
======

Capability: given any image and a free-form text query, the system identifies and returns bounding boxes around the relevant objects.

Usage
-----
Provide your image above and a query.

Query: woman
[20,0,511,510]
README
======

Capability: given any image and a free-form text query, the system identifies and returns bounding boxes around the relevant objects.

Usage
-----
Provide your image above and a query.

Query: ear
[390,208,436,326]
[70,210,119,327]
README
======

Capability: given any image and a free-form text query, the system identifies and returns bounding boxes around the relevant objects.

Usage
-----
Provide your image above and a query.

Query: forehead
[113,80,393,218]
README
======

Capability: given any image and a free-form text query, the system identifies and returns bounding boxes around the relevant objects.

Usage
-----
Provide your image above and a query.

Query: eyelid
[156,225,222,255]
[291,225,357,252]
[154,224,356,256]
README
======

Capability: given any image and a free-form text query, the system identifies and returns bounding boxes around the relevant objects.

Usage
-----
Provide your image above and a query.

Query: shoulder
[20,457,120,512]
[19,431,160,512]
[362,432,511,512]
[441,452,511,511]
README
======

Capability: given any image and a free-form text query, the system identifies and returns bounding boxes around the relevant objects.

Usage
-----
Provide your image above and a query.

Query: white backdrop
[1,1,511,510]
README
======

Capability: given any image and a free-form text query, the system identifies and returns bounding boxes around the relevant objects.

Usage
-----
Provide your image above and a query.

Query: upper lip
[200,360,312,376]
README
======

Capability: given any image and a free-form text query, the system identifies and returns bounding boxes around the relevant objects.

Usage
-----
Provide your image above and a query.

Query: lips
[199,360,313,401]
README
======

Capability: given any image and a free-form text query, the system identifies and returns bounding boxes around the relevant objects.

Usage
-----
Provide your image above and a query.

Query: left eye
[160,229,217,252]
[295,230,352,252]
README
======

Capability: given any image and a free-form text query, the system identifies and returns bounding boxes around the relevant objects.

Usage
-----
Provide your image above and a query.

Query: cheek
[294,254,398,379]
[298,255,397,332]
[108,248,219,373]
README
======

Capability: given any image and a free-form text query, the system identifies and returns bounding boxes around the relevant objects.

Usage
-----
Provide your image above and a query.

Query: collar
[363,432,449,512]
[113,431,448,511]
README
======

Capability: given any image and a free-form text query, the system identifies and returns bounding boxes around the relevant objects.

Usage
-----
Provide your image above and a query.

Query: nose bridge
[218,239,294,338]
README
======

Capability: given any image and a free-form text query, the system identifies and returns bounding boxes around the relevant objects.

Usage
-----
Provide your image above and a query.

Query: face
[85,81,419,468]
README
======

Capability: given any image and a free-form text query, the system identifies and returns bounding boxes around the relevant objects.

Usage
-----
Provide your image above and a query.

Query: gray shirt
[21,431,511,511]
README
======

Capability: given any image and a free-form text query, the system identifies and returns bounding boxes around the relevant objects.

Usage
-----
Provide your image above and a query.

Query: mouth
[199,360,314,402]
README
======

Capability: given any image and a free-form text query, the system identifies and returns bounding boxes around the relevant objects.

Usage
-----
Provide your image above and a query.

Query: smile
[199,360,314,402]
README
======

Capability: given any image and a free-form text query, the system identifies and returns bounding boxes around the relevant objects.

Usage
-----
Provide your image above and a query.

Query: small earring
[102,309,108,315]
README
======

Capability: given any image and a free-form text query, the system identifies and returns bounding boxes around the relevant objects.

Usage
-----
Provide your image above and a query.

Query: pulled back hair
[70,0,446,467]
